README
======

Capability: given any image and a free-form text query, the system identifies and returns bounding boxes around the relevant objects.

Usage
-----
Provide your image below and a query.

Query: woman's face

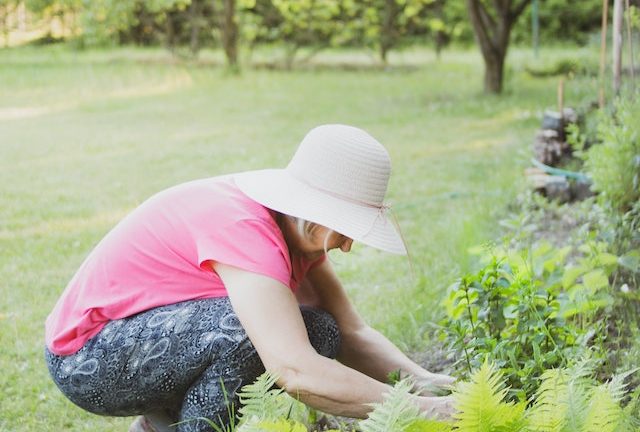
[282,218,353,260]
[306,225,353,259]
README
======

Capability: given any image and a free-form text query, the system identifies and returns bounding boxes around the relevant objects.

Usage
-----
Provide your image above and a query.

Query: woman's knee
[299,306,341,359]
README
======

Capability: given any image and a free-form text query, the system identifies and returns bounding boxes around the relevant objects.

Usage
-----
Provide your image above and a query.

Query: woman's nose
[340,238,353,253]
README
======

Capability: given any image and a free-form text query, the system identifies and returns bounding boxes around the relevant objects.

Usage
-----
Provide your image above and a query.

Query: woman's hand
[414,372,456,396]
[416,395,456,421]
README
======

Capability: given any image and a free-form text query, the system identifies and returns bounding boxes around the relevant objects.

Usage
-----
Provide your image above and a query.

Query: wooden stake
[558,78,565,118]
[625,0,636,91]
[613,0,624,96]
[599,0,610,108]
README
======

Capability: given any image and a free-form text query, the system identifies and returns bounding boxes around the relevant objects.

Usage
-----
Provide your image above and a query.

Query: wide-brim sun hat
[234,124,407,255]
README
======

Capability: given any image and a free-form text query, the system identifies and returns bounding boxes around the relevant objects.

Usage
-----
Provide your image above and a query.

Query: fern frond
[493,402,528,432]
[359,379,423,432]
[622,385,640,431]
[529,361,595,432]
[582,370,638,432]
[237,372,294,425]
[404,418,453,432]
[452,361,526,432]
[237,419,308,432]
[582,383,626,432]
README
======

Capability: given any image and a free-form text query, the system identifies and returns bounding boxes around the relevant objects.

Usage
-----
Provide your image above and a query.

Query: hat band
[287,168,387,210]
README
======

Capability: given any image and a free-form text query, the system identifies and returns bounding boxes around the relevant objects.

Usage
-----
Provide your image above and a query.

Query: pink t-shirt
[45,175,324,356]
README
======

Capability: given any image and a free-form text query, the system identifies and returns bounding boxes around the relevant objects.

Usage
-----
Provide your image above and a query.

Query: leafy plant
[452,361,527,432]
[574,94,640,214]
[238,419,312,432]
[220,361,639,432]
[528,361,636,432]
[237,373,292,423]
[440,240,620,400]
[359,379,427,432]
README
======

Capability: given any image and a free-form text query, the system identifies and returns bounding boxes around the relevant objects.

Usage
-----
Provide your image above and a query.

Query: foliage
[239,0,449,66]
[524,57,599,78]
[565,97,640,380]
[511,0,604,45]
[580,95,640,214]
[359,379,425,432]
[354,0,443,63]
[528,361,636,432]
[237,372,290,423]
[440,239,621,400]
[226,363,636,431]
[452,361,528,431]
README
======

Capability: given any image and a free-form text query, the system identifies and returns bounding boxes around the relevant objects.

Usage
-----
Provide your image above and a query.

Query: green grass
[0,43,601,431]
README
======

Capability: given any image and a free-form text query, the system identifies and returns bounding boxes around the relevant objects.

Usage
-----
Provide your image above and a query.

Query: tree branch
[511,0,531,21]
[467,0,496,56]
[479,1,497,29]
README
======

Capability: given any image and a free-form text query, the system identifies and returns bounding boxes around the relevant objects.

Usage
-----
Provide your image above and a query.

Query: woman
[45,124,455,432]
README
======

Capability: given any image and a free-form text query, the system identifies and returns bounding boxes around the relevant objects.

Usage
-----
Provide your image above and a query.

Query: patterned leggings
[45,297,341,431]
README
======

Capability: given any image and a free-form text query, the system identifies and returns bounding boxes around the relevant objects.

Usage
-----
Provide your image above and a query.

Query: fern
[404,418,453,432]
[237,372,297,425]
[582,371,637,432]
[527,361,638,432]
[622,385,640,431]
[237,419,309,432]
[359,379,428,432]
[452,360,527,432]
[529,361,596,432]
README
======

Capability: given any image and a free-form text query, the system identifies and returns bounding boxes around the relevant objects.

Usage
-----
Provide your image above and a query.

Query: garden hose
[530,158,591,182]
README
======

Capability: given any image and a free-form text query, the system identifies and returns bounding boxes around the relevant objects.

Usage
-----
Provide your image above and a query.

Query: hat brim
[234,169,407,255]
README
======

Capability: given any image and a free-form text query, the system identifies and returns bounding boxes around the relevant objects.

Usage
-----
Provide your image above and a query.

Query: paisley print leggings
[45,297,341,431]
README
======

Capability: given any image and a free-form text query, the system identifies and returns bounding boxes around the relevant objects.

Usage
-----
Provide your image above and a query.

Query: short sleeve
[195,218,293,289]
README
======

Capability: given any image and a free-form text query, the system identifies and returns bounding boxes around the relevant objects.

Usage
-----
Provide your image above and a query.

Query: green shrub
[525,57,598,78]
[579,95,640,213]
[440,240,619,400]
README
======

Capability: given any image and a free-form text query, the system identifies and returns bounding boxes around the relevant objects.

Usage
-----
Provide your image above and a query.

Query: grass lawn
[0,43,601,431]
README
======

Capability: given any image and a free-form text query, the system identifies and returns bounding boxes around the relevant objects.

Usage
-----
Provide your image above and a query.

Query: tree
[466,0,531,93]
[510,0,603,45]
[357,0,443,64]
[217,0,239,70]
[428,0,470,59]
[0,0,19,47]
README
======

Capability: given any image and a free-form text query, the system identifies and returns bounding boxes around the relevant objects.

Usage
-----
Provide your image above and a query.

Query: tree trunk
[466,0,531,94]
[484,51,505,93]
[164,12,176,53]
[379,0,399,65]
[219,0,239,71]
[189,0,202,57]
[435,31,447,60]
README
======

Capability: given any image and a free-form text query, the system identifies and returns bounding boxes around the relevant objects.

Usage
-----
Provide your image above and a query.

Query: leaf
[582,384,626,432]
[452,361,526,431]
[562,266,586,290]
[405,418,453,432]
[595,252,619,268]
[529,361,595,431]
[582,270,610,292]
[245,419,308,432]
[532,340,542,365]
[618,250,640,273]
[359,379,423,432]
[237,372,298,425]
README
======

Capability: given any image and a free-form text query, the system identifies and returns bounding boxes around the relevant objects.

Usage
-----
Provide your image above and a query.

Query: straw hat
[234,124,407,255]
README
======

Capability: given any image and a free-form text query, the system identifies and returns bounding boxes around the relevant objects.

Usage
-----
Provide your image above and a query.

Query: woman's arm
[304,259,455,395]
[213,262,453,419]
